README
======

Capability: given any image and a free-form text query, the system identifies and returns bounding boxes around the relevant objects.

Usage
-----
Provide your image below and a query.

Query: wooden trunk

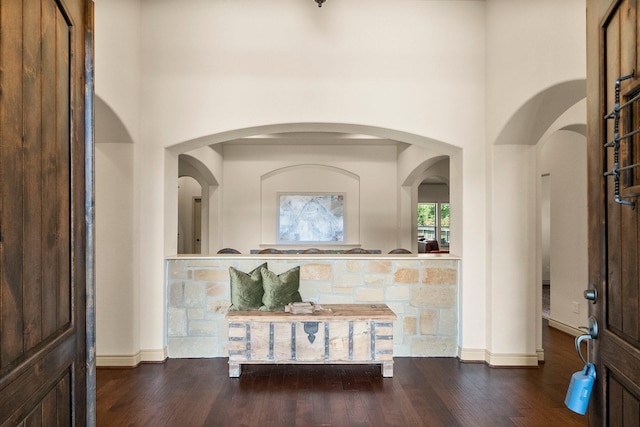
[226,304,396,377]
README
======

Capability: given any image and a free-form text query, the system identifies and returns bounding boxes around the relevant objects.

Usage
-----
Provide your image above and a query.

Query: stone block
[403,316,417,335]
[206,282,228,298]
[184,282,205,307]
[394,268,419,284]
[439,308,458,336]
[187,308,204,320]
[167,337,217,358]
[168,261,190,279]
[386,302,406,315]
[346,260,362,272]
[410,336,457,357]
[317,282,333,293]
[318,294,352,304]
[364,260,392,274]
[167,308,187,337]
[330,286,356,294]
[188,320,217,336]
[411,286,456,308]
[168,281,184,307]
[356,288,384,303]
[301,264,332,281]
[207,299,230,314]
[393,343,410,357]
[422,268,457,285]
[187,259,224,268]
[420,309,438,335]
[385,286,410,301]
[194,269,228,282]
[364,273,387,287]
[333,274,362,288]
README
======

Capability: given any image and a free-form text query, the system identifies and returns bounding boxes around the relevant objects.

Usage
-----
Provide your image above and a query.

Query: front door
[587,0,640,424]
[0,0,92,424]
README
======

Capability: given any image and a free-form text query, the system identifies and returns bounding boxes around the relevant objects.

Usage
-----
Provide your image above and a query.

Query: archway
[166,125,463,256]
[493,80,587,362]
[178,154,219,254]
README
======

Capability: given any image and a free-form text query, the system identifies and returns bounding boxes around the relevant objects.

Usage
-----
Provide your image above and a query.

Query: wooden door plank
[0,0,25,369]
[619,0,640,340]
[55,8,71,329]
[605,11,624,333]
[22,0,45,354]
[40,0,59,340]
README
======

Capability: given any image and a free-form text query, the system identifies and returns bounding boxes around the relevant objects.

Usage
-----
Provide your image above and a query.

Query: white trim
[485,351,539,367]
[459,347,540,366]
[96,352,142,367]
[458,347,487,362]
[96,348,167,367]
[548,319,583,337]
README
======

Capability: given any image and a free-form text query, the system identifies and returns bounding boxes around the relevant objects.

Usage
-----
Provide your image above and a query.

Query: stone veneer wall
[166,256,459,358]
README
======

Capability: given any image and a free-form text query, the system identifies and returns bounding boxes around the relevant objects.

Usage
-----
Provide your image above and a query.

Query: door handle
[575,316,598,365]
[583,288,597,303]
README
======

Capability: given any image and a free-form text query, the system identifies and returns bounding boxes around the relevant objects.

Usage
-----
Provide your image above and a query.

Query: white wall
[486,0,587,144]
[419,185,449,203]
[95,143,137,357]
[221,144,398,253]
[540,130,588,328]
[94,0,587,365]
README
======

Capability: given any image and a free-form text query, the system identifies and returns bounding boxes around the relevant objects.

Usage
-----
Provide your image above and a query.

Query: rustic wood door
[0,0,92,424]
[587,0,640,424]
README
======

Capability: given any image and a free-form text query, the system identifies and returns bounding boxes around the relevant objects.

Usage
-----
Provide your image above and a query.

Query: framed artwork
[277,193,345,243]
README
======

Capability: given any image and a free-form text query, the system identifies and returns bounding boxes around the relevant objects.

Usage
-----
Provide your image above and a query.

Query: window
[417,203,450,247]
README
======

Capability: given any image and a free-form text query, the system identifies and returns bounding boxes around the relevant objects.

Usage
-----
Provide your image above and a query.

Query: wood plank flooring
[96,321,588,426]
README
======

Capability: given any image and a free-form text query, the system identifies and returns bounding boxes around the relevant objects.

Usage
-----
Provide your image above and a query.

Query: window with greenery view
[417,203,450,246]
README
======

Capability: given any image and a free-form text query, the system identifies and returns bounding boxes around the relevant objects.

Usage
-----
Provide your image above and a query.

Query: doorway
[178,176,202,254]
[193,197,202,253]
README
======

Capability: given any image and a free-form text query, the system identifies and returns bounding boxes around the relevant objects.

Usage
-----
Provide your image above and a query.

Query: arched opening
[177,176,202,254]
[178,153,219,254]
[494,81,587,362]
[168,126,461,256]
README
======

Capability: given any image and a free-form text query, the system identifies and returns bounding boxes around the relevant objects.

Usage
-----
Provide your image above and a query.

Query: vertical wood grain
[22,0,44,354]
[0,0,25,369]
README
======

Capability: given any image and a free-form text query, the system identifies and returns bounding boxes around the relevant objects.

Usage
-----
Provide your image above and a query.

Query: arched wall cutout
[166,123,461,156]
[95,95,134,144]
[494,79,586,146]
[179,154,218,186]
[262,164,360,181]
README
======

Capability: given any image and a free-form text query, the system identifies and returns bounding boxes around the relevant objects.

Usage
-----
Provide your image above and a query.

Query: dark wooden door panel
[0,333,74,426]
[1,0,72,371]
[588,0,640,424]
[0,0,90,424]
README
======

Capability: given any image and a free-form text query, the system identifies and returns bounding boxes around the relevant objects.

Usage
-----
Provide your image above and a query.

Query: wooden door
[587,0,640,424]
[0,0,92,424]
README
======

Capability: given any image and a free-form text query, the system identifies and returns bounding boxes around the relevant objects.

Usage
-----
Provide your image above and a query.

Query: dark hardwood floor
[96,321,587,426]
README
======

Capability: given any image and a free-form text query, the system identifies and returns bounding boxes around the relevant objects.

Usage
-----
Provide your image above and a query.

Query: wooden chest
[225,304,397,377]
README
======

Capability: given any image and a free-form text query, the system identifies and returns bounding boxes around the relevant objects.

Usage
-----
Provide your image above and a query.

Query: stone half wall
[165,256,459,358]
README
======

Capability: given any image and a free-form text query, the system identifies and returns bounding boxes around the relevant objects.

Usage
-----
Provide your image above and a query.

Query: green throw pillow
[228,263,267,311]
[260,266,302,311]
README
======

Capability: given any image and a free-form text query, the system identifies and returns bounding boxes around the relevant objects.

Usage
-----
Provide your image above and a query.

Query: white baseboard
[485,351,539,367]
[96,348,167,367]
[548,319,583,337]
[458,347,539,366]
[458,347,487,362]
[537,348,545,362]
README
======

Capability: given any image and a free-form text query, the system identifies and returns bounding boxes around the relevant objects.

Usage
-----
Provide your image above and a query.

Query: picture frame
[277,193,345,243]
